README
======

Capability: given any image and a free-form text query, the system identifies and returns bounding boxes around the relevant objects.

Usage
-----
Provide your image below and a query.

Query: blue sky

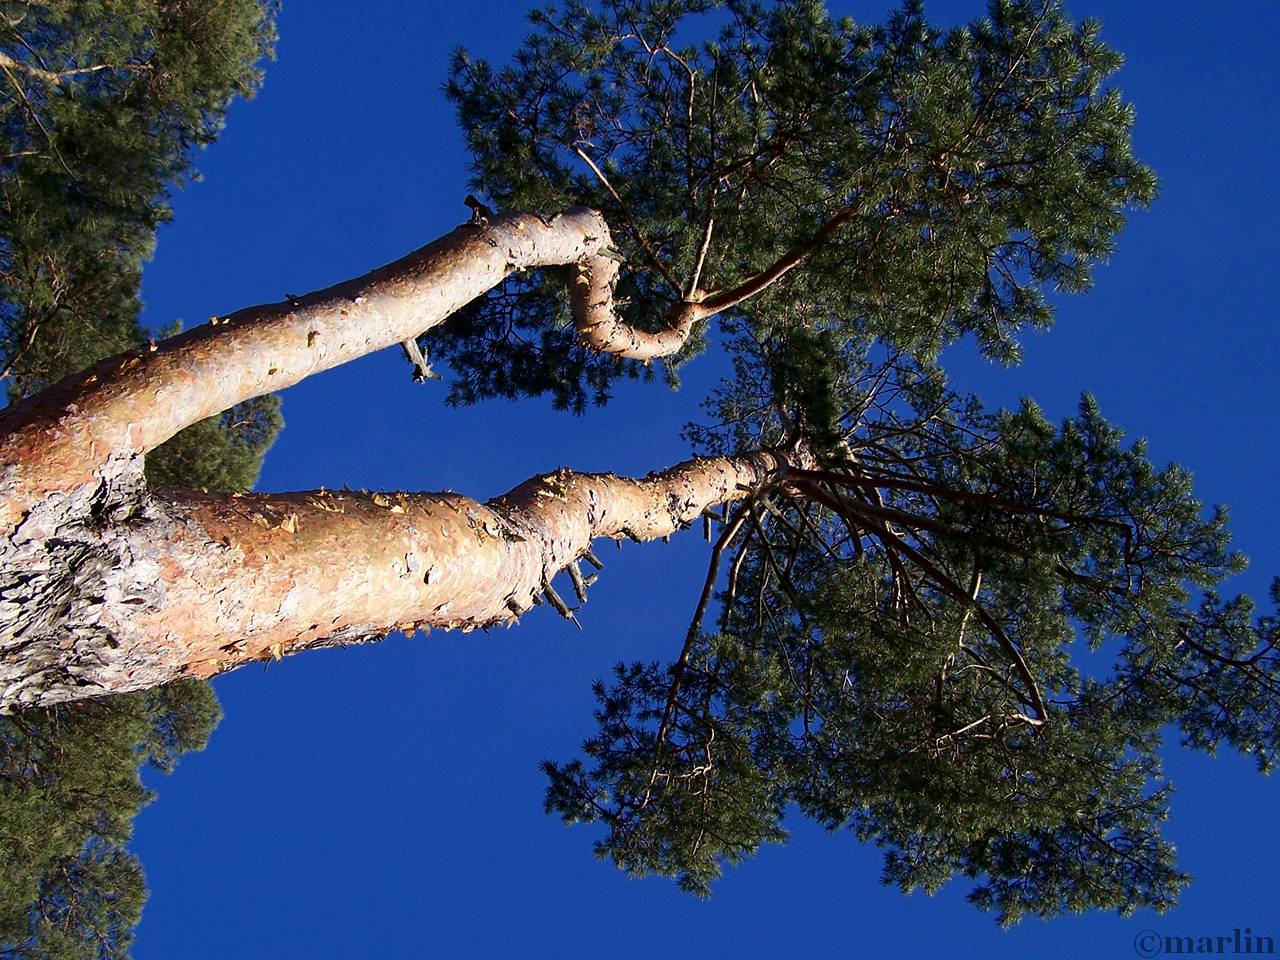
[130,1,1278,957]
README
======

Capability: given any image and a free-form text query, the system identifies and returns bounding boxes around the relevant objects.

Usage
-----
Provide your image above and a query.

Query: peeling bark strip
[0,450,790,709]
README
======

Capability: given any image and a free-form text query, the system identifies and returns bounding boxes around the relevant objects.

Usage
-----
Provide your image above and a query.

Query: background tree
[0,3,279,957]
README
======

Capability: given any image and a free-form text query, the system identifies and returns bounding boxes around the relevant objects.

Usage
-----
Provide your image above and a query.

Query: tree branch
[0,50,150,86]
[573,145,679,291]
[0,448,796,708]
[0,208,615,530]
[695,204,862,315]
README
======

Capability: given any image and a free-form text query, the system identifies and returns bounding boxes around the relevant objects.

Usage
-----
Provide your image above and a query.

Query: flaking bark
[1,449,790,708]
[0,204,787,709]
[0,208,610,532]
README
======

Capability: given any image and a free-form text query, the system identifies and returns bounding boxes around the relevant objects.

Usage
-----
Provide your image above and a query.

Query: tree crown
[440,0,1273,923]
[439,0,1154,412]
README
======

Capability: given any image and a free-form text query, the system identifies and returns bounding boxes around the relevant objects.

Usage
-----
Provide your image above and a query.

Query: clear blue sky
[130,1,1279,957]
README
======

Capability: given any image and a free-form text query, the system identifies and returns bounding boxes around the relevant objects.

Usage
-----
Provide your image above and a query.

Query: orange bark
[0,205,788,709]
[1,450,790,706]
[0,208,612,533]
[173,450,787,678]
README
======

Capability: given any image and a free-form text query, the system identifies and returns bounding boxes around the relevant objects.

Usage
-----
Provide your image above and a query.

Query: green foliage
[0,2,279,956]
[439,0,1154,408]
[0,683,219,960]
[765,325,848,461]
[544,649,791,896]
[0,0,278,393]
[421,270,659,413]
[550,347,1279,922]
[144,397,283,493]
[445,0,1272,919]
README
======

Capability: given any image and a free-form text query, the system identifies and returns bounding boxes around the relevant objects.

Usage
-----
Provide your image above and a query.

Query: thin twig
[640,500,751,810]
[573,145,680,291]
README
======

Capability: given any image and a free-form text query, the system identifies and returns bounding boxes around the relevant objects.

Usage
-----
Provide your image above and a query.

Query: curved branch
[572,196,866,362]
[570,253,703,360]
[696,204,862,315]
[0,208,614,530]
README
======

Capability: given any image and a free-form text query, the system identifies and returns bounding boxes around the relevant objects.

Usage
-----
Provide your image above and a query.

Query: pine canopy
[443,0,1276,923]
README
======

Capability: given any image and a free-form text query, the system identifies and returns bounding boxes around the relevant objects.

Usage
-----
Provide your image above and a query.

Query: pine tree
[0,3,279,957]
[0,0,1273,934]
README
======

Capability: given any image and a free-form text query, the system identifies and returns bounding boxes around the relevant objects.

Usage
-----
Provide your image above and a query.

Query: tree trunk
[0,206,775,709]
